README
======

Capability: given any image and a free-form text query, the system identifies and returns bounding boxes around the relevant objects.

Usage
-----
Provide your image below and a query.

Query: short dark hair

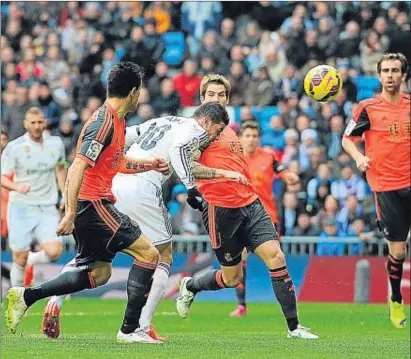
[192,102,230,126]
[377,53,409,74]
[240,121,261,136]
[107,61,144,98]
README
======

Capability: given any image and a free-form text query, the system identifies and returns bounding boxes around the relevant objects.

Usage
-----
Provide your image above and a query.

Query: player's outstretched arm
[192,161,248,185]
[118,156,170,175]
[56,158,89,235]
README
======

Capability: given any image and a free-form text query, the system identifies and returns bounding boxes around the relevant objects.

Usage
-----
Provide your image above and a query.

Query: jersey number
[136,123,172,150]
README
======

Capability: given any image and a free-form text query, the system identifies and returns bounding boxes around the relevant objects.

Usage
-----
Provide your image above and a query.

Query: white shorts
[112,175,172,246]
[7,202,61,252]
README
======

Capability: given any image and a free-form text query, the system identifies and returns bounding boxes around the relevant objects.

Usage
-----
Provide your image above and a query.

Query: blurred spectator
[143,18,166,72]
[282,129,299,165]
[53,74,74,109]
[2,86,31,140]
[173,59,201,107]
[331,165,367,203]
[338,21,361,66]
[245,65,275,107]
[33,81,62,130]
[360,30,389,75]
[151,78,180,116]
[316,216,344,256]
[197,30,226,69]
[261,116,286,150]
[43,45,70,89]
[57,112,77,156]
[239,20,261,48]
[339,67,358,103]
[280,5,314,35]
[298,128,318,171]
[292,213,321,236]
[307,163,332,203]
[123,25,151,71]
[199,56,216,76]
[304,29,325,63]
[276,65,302,100]
[336,195,364,236]
[280,191,300,236]
[228,61,250,106]
[144,2,172,34]
[219,18,237,53]
[264,46,288,84]
[317,17,339,59]
[147,61,169,99]
[239,106,258,122]
[325,114,344,160]
[181,1,222,56]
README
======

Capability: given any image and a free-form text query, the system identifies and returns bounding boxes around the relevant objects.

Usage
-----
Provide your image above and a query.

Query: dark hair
[107,61,144,98]
[240,120,261,136]
[192,102,230,126]
[377,53,409,74]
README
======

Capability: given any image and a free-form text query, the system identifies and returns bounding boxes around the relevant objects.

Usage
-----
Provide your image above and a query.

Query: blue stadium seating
[162,32,185,66]
[354,76,381,101]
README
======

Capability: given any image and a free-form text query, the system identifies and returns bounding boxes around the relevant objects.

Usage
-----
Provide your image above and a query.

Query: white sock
[27,250,51,265]
[10,263,25,286]
[139,261,171,331]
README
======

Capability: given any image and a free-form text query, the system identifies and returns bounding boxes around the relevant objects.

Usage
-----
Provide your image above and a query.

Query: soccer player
[1,108,66,288]
[5,62,170,344]
[42,102,245,341]
[176,74,318,339]
[230,120,299,317]
[342,53,410,329]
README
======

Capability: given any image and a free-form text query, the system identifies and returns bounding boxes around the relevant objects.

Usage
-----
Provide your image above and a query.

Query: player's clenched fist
[16,183,31,194]
[223,170,248,185]
[56,213,75,235]
[152,157,170,175]
[355,154,372,172]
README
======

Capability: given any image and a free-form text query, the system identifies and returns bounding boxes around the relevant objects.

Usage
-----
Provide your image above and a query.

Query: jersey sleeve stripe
[76,153,96,167]
[95,107,113,143]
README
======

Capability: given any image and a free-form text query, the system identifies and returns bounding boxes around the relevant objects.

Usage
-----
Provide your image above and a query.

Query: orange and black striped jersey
[344,93,410,192]
[76,102,125,202]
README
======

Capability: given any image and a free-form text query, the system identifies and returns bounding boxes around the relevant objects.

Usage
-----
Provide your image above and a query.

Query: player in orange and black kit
[6,62,170,344]
[176,75,318,339]
[342,53,410,329]
[230,120,300,317]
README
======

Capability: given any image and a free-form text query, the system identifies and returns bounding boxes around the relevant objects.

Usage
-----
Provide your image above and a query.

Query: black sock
[1,264,11,280]
[120,261,156,334]
[236,261,247,307]
[187,269,227,295]
[24,266,95,307]
[270,266,298,331]
[387,254,404,303]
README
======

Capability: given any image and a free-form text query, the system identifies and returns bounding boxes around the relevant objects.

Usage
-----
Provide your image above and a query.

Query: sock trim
[133,260,157,271]
[270,269,288,278]
[88,272,96,288]
[157,261,170,275]
[215,270,226,288]
[241,261,247,269]
[388,255,404,264]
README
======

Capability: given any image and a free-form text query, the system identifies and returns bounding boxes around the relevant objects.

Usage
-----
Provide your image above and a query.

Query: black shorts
[73,199,142,266]
[375,187,411,242]
[202,199,278,266]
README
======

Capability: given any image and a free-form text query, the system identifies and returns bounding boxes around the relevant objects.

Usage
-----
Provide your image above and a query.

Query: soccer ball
[303,65,343,103]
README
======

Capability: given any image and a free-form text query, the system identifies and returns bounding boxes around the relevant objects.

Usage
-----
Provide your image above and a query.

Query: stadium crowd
[1,1,411,255]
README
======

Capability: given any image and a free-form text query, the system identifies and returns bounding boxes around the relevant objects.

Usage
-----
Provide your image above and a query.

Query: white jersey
[124,116,209,189]
[1,133,66,206]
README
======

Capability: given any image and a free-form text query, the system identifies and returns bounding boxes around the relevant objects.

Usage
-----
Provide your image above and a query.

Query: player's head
[1,129,9,152]
[24,107,46,141]
[239,121,260,154]
[107,61,144,112]
[193,102,229,142]
[200,74,231,106]
[377,53,408,93]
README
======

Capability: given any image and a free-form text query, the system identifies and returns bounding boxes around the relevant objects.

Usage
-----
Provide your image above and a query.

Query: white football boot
[176,277,195,319]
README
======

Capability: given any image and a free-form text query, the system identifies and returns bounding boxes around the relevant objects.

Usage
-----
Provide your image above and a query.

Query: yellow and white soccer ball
[303,65,343,103]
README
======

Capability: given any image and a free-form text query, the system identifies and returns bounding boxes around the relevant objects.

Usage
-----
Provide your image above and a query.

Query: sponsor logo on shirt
[85,140,104,162]
[344,119,357,136]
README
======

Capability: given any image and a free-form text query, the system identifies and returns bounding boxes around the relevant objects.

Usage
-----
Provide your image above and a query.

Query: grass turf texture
[2,299,410,359]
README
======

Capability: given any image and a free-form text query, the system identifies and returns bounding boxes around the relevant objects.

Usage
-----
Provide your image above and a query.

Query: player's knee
[390,250,407,261]
[93,267,112,286]
[266,249,285,269]
[13,252,29,267]
[222,271,243,287]
[159,251,173,265]
[44,246,63,262]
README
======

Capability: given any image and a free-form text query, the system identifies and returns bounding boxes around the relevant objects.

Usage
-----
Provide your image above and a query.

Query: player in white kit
[1,107,67,287]
[43,102,247,341]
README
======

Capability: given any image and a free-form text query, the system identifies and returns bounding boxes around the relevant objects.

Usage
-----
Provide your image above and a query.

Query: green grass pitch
[2,299,410,359]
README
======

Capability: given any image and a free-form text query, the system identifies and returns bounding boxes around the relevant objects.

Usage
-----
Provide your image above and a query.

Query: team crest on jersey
[224,253,233,262]
[344,119,356,136]
[85,140,103,162]
[24,145,30,153]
